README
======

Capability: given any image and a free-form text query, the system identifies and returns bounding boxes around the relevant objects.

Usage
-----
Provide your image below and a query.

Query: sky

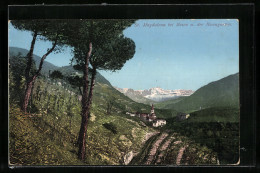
[9,19,239,91]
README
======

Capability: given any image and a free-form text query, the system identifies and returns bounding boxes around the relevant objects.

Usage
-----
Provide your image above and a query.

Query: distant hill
[9,47,59,76]
[168,73,239,113]
[154,97,185,109]
[9,47,111,86]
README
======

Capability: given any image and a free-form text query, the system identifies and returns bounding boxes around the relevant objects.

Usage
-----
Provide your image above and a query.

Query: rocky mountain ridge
[115,87,194,102]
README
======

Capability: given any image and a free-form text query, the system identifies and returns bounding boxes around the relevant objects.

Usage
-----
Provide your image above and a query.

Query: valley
[9,46,239,166]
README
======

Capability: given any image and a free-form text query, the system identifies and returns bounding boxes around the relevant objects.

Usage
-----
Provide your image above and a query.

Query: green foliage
[67,75,82,86]
[102,123,118,134]
[50,70,63,80]
[11,20,69,53]
[65,20,136,72]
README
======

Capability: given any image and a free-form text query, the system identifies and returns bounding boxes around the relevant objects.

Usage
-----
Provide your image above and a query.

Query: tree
[66,20,136,160]
[102,122,118,151]
[50,70,63,80]
[106,96,115,115]
[67,75,83,95]
[11,20,68,112]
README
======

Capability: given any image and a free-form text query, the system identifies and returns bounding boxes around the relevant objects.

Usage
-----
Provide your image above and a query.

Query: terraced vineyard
[130,131,218,165]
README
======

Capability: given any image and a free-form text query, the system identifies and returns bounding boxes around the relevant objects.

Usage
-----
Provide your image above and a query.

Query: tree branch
[34,34,58,78]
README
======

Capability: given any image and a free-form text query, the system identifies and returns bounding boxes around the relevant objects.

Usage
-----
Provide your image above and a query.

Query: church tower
[149,104,156,120]
[151,104,155,114]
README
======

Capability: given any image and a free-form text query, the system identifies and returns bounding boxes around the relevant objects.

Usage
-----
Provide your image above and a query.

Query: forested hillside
[163,73,239,113]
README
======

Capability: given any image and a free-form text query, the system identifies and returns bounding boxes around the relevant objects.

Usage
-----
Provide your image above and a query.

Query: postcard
[8,19,239,166]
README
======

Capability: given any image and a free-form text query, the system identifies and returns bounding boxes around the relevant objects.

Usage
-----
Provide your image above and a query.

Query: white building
[126,112,135,117]
[153,119,166,127]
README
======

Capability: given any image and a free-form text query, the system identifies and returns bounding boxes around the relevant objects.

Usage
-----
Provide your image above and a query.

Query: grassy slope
[9,106,84,165]
[164,73,239,113]
[9,77,157,165]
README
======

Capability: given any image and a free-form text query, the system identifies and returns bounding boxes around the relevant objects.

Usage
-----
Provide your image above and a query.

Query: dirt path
[176,145,188,165]
[155,136,175,164]
[145,133,168,164]
[142,131,160,144]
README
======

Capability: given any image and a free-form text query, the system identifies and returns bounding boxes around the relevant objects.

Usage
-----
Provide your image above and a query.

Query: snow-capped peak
[114,86,194,102]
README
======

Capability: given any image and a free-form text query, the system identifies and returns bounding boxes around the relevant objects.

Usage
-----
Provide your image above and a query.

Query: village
[125,104,167,127]
[125,104,191,127]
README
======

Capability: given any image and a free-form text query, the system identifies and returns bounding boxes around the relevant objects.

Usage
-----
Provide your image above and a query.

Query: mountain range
[114,87,194,102]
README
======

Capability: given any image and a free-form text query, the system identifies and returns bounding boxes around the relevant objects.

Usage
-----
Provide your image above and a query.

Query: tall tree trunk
[86,67,96,110]
[77,67,96,161]
[22,80,34,112]
[21,37,58,112]
[77,43,92,161]
[21,31,37,112]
